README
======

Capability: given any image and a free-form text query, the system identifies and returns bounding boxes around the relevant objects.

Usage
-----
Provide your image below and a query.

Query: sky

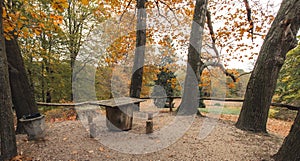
[225,0,282,71]
[144,0,283,72]
[86,0,283,72]
[207,0,282,72]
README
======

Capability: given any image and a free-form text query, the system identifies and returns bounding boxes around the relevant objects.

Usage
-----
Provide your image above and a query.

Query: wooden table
[91,97,145,131]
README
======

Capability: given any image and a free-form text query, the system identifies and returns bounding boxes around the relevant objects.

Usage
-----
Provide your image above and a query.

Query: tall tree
[2,0,41,133]
[236,0,300,132]
[64,0,109,101]
[0,0,17,159]
[179,0,208,115]
[66,0,92,101]
[273,111,300,161]
[129,0,146,105]
[6,38,40,134]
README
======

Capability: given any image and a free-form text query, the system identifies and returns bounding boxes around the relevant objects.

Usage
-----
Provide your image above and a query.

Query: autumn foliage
[0,0,276,103]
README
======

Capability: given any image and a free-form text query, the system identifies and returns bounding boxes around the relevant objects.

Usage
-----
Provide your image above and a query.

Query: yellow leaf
[99,147,105,152]
[39,23,45,29]
[7,26,14,32]
[51,0,68,12]
[22,27,29,33]
[10,155,23,160]
[228,83,235,88]
[20,16,27,20]
[17,21,23,29]
[4,34,11,40]
[2,7,7,17]
[81,0,89,5]
[34,29,41,35]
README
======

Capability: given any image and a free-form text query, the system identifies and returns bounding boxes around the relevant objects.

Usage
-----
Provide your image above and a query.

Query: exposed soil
[15,100,293,161]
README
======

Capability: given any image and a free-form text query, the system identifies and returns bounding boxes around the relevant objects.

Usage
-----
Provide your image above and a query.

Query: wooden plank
[106,104,133,131]
[36,97,300,111]
[91,97,145,108]
[270,102,300,111]
[37,98,145,108]
[36,101,89,106]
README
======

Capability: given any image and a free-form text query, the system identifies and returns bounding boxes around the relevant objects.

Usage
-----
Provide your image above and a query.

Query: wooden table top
[89,97,145,108]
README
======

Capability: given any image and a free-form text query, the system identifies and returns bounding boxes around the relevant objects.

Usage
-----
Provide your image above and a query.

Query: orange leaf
[81,0,89,5]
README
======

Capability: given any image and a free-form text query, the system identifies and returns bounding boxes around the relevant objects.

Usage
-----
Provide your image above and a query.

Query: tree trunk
[67,0,86,102]
[179,0,207,115]
[236,0,300,132]
[6,38,39,134]
[0,1,18,159]
[129,0,146,109]
[273,111,300,161]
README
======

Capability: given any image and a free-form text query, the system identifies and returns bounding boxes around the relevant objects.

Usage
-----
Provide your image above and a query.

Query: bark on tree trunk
[67,0,84,102]
[236,0,300,132]
[71,55,75,101]
[6,38,39,134]
[273,111,300,161]
[0,1,18,159]
[129,0,146,110]
[179,0,207,115]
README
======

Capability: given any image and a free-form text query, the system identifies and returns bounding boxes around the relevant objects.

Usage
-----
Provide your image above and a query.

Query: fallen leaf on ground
[72,150,78,154]
[99,147,105,152]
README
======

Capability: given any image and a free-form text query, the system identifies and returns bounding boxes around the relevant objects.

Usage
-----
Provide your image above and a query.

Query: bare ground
[15,100,293,161]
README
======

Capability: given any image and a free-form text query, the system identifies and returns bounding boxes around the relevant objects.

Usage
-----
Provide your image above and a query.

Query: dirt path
[15,100,294,160]
[16,112,285,161]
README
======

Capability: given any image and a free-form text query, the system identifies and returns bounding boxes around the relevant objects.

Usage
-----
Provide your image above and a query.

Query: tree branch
[155,0,172,24]
[119,0,133,22]
[205,10,221,62]
[157,0,179,24]
[206,10,216,44]
[236,71,252,78]
[243,0,254,41]
[204,10,237,82]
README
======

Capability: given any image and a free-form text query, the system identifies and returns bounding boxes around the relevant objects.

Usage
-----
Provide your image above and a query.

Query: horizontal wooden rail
[37,97,300,111]
[270,102,300,111]
[37,102,90,107]
[200,97,245,102]
[141,96,245,101]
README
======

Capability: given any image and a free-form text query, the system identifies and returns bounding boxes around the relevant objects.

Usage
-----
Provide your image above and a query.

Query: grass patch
[199,106,241,115]
[199,106,284,118]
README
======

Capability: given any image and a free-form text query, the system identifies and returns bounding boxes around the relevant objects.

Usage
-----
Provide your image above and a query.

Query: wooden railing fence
[36,97,300,111]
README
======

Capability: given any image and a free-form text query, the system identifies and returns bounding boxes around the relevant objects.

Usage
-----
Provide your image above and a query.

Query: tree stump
[146,120,153,134]
[87,114,97,138]
[146,112,154,134]
[19,114,45,140]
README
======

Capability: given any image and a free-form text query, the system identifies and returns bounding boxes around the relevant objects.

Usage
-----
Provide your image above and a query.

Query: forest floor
[14,100,295,161]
